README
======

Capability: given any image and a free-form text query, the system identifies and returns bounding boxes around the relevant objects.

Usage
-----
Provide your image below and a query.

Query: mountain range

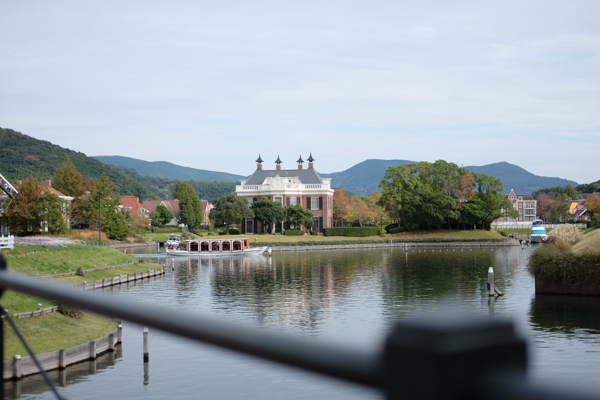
[0,127,584,201]
[93,155,580,196]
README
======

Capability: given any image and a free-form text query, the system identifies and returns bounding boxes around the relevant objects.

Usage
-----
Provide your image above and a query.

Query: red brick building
[501,189,537,222]
[235,154,334,234]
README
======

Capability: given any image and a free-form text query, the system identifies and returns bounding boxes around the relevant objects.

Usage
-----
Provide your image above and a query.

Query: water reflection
[5,345,122,399]
[530,295,600,334]
[15,245,600,399]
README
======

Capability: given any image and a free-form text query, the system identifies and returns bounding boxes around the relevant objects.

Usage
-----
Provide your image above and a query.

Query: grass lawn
[0,245,159,359]
[573,228,600,254]
[3,246,139,276]
[4,312,118,360]
[197,229,504,243]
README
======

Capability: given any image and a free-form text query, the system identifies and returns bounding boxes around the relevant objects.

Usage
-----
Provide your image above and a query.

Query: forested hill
[93,155,245,182]
[0,128,236,202]
[0,127,159,200]
[321,159,579,196]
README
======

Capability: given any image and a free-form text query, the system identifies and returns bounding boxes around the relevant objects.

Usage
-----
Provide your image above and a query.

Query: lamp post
[98,191,102,246]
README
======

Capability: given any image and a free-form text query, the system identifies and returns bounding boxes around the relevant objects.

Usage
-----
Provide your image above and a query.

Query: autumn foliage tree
[585,193,600,221]
[0,176,42,234]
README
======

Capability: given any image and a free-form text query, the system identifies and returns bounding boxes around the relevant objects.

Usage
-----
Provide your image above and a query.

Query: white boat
[530,220,548,243]
[166,238,268,257]
[165,234,181,248]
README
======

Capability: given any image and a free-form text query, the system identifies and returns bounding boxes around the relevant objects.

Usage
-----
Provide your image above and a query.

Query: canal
[9,245,600,399]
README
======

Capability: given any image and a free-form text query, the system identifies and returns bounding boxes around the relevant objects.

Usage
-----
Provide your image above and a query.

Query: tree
[351,196,370,227]
[285,205,314,230]
[104,211,129,240]
[586,193,600,221]
[536,193,552,221]
[209,193,254,234]
[250,197,286,233]
[78,173,121,230]
[126,209,150,235]
[150,204,175,227]
[333,190,352,226]
[460,173,511,230]
[561,185,578,200]
[34,192,70,234]
[378,164,420,225]
[0,176,42,234]
[548,194,570,223]
[366,191,387,227]
[52,155,84,198]
[173,181,203,229]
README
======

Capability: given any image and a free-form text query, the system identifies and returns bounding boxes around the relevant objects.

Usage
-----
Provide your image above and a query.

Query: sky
[1,1,599,184]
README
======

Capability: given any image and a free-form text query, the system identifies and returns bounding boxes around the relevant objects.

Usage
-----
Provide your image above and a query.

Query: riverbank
[528,228,600,295]
[1,246,163,361]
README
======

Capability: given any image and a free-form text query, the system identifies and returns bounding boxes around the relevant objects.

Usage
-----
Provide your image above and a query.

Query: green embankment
[573,228,600,254]
[528,228,600,289]
[0,246,158,360]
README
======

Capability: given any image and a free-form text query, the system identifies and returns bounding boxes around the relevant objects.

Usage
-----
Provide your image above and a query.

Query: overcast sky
[1,1,598,184]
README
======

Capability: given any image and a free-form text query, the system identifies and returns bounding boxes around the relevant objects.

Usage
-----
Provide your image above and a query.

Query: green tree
[150,204,175,227]
[125,209,150,235]
[34,192,70,234]
[250,197,286,233]
[52,155,84,198]
[209,193,254,234]
[378,164,420,225]
[79,173,121,230]
[285,205,314,230]
[0,176,42,235]
[460,173,512,230]
[104,211,129,240]
[173,181,203,229]
[561,184,578,200]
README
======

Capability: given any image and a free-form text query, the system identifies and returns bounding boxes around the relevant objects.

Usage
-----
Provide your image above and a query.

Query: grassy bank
[528,228,600,291]
[0,246,158,360]
[3,246,138,276]
[4,313,117,360]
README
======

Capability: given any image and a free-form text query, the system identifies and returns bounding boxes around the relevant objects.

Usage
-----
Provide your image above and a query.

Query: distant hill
[464,162,579,195]
[93,155,245,182]
[0,127,159,200]
[321,159,415,193]
[321,159,579,196]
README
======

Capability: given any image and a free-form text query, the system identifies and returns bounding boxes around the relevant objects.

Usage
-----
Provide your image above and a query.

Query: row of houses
[0,178,213,234]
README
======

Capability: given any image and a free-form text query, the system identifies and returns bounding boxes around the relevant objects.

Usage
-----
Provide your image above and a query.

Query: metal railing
[0,253,597,400]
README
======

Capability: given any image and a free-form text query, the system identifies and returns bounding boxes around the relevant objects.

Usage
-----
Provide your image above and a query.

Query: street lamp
[98,190,103,246]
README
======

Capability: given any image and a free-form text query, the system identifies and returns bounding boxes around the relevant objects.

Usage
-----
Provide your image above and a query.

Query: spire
[307,153,315,169]
[256,154,263,170]
[297,155,304,170]
[275,155,282,170]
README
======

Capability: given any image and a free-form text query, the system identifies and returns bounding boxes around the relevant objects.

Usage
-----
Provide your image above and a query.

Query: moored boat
[165,234,181,248]
[530,219,548,243]
[166,237,268,257]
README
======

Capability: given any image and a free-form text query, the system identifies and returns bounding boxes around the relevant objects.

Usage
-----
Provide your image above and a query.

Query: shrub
[388,227,405,234]
[548,224,583,244]
[285,229,304,236]
[322,227,380,237]
[76,266,85,276]
[378,229,386,237]
[528,242,600,285]
[310,230,319,235]
[57,303,81,318]
[229,229,240,235]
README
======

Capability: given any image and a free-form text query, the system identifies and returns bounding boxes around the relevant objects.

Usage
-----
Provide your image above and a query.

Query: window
[329,217,332,228]
[311,197,319,210]
[274,196,283,205]
[247,198,253,206]
[329,197,332,210]
[289,197,297,206]
[519,210,522,215]
[518,197,522,200]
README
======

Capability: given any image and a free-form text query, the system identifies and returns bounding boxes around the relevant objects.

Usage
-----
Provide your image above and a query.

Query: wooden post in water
[488,267,495,296]
[117,323,123,343]
[143,326,149,362]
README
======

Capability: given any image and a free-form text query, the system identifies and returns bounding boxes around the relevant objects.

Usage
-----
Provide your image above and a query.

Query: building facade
[502,189,537,222]
[235,155,334,233]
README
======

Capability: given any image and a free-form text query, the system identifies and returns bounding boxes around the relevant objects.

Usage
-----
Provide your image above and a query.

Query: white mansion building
[235,154,334,234]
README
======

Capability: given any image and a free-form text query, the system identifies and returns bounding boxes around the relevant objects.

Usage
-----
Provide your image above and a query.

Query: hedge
[323,227,381,237]
[528,243,600,285]
[284,229,304,236]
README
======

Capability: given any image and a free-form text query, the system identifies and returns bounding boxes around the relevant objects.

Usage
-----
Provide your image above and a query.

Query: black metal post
[0,253,5,400]
[98,190,102,246]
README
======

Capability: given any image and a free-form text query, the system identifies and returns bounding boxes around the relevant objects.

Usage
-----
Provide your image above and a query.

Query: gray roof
[245,168,324,185]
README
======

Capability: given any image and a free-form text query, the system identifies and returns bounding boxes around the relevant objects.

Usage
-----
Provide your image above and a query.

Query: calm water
[11,246,600,399]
